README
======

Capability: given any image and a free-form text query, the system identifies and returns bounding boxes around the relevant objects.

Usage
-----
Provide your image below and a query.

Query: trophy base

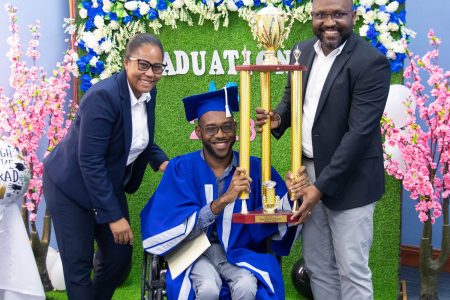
[232,210,297,224]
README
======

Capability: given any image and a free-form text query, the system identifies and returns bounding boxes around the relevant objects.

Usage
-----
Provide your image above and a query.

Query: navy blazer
[273,33,391,210]
[44,70,168,223]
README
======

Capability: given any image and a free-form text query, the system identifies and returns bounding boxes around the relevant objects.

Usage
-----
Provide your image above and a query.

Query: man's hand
[255,107,281,133]
[211,167,251,215]
[159,160,169,172]
[109,218,134,245]
[286,165,309,201]
[290,185,322,225]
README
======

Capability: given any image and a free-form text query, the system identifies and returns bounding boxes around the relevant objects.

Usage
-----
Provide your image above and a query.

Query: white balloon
[49,251,66,291]
[384,142,406,171]
[46,246,58,272]
[384,84,413,128]
[0,140,30,207]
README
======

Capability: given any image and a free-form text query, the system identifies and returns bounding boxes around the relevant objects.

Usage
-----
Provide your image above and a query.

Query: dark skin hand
[210,167,252,215]
[254,107,281,132]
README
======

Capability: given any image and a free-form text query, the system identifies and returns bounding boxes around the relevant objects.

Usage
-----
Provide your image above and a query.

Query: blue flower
[91,60,105,75]
[78,40,86,51]
[390,60,403,72]
[214,0,224,7]
[235,0,244,9]
[81,1,92,10]
[253,0,261,7]
[109,12,118,21]
[81,74,93,92]
[76,55,89,73]
[282,0,293,8]
[85,17,96,31]
[132,9,142,18]
[157,0,168,11]
[297,0,303,3]
[148,8,159,20]
[376,43,387,55]
[366,24,378,41]
[122,15,133,24]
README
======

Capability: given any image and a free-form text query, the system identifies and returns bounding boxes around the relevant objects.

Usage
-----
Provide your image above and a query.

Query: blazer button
[93,209,98,215]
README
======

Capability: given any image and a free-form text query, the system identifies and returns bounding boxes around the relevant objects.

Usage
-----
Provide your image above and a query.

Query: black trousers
[43,171,132,300]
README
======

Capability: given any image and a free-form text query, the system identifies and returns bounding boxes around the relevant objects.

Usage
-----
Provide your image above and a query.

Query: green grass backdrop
[47,12,401,300]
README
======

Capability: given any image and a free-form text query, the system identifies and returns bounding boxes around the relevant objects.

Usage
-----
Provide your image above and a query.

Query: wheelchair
[141,250,167,300]
[141,239,283,300]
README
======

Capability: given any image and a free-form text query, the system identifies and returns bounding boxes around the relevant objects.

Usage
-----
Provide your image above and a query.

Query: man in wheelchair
[141,85,307,299]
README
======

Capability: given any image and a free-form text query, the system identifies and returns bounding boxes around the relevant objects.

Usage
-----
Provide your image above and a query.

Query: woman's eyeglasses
[128,57,166,75]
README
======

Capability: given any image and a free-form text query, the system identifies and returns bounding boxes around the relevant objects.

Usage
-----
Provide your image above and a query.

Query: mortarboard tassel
[224,87,231,117]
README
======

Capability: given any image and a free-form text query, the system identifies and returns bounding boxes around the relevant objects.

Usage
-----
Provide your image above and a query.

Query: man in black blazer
[43,34,169,299]
[256,0,391,298]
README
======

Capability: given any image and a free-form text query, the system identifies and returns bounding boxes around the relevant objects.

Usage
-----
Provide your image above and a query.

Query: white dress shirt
[126,82,150,166]
[302,40,346,158]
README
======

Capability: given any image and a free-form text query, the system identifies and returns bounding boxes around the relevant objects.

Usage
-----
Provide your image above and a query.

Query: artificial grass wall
[47,13,401,300]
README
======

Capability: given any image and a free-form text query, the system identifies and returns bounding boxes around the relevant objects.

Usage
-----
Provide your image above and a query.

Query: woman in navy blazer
[43,33,169,300]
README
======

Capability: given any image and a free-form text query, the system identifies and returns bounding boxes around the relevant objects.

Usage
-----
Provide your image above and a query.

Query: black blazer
[273,32,391,210]
[44,70,168,223]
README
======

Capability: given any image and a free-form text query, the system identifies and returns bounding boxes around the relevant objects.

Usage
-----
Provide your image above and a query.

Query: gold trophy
[233,3,306,224]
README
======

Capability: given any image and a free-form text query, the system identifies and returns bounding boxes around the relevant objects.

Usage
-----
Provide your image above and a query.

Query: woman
[43,33,169,300]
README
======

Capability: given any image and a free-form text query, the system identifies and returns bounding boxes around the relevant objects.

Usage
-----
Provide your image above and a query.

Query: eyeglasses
[310,11,353,21]
[199,123,235,136]
[127,57,166,75]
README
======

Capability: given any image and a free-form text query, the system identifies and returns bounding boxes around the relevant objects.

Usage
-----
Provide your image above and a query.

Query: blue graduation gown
[141,151,300,300]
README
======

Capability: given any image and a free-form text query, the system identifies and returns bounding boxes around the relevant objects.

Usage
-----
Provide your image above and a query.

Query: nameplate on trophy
[232,210,297,224]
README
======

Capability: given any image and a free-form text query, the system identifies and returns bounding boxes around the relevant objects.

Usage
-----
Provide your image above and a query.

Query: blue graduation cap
[183,85,239,122]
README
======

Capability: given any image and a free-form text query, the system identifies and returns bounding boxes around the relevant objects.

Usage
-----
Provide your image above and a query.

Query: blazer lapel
[119,70,132,160]
[298,42,316,100]
[313,33,357,123]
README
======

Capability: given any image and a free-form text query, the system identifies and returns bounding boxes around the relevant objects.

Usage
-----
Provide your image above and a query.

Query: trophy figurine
[233,3,307,224]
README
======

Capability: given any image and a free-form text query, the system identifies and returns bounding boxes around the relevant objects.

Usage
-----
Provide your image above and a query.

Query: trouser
[190,243,257,300]
[43,171,132,300]
[302,160,375,300]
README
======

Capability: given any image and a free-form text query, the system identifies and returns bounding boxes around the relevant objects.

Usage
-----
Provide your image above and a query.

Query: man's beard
[202,137,236,161]
[315,27,352,50]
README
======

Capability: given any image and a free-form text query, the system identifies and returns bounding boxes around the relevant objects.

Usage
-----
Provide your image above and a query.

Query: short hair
[312,0,354,7]
[124,33,164,58]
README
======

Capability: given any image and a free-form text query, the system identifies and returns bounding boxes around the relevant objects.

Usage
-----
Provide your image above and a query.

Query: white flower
[375,22,388,34]
[124,1,139,11]
[89,56,99,66]
[243,0,253,7]
[226,0,238,11]
[379,32,393,45]
[356,6,366,17]
[94,15,105,29]
[386,49,396,60]
[377,11,391,23]
[82,32,101,54]
[392,40,406,53]
[386,1,399,12]
[149,0,157,9]
[103,0,113,13]
[139,3,150,15]
[360,0,374,7]
[363,10,376,24]
[109,20,119,30]
[359,24,369,37]
[100,40,113,53]
[79,8,88,19]
[100,69,112,80]
[387,22,399,32]
[91,77,100,85]
[92,0,99,8]
[172,0,185,9]
[374,0,387,5]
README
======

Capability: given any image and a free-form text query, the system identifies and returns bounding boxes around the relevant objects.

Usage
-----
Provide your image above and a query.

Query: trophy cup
[232,3,307,224]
